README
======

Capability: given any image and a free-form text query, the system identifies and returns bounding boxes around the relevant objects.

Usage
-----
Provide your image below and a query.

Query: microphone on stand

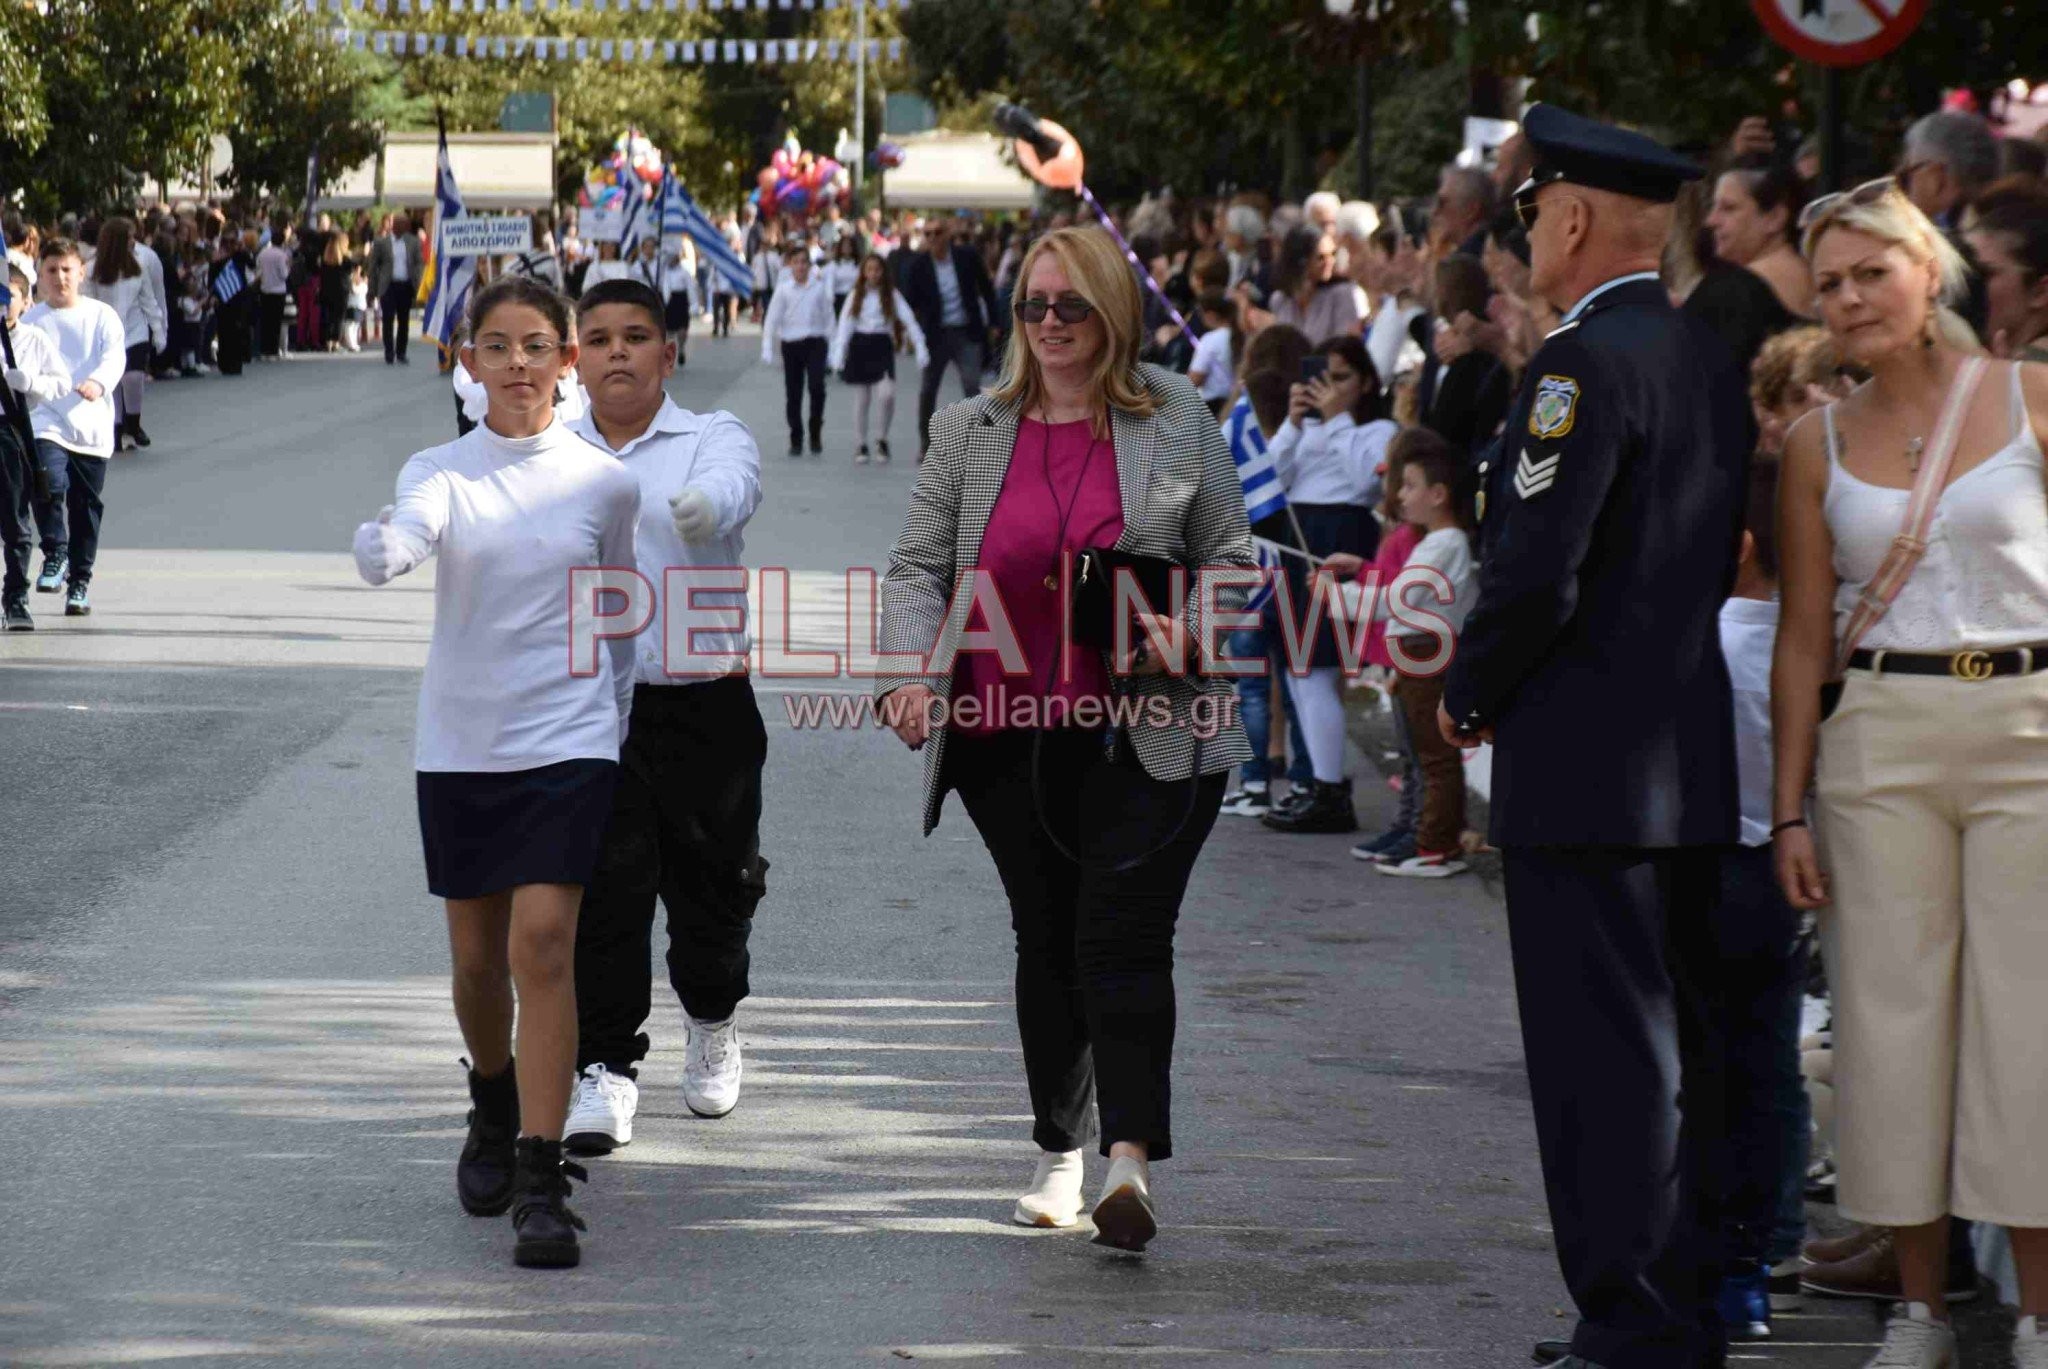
[992,103,1065,165]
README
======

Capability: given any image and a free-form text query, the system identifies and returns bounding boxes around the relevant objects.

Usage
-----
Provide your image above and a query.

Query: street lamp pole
[853,0,866,202]
[1325,0,1377,203]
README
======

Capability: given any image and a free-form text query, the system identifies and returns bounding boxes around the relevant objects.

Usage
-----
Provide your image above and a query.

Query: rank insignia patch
[1529,374,1580,439]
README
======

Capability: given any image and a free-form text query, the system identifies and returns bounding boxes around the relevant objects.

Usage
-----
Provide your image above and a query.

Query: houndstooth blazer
[877,363,1256,835]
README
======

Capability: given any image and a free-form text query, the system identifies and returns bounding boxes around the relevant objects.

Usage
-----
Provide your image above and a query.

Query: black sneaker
[1260,780,1357,833]
[854,445,870,465]
[809,435,823,456]
[1266,783,1314,819]
[35,554,66,594]
[876,439,891,463]
[3,598,31,632]
[64,583,89,616]
[457,1057,520,1216]
[510,1136,589,1269]
[1350,826,1412,861]
[789,440,804,458]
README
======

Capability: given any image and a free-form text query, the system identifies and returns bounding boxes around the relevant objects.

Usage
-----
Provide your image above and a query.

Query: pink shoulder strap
[1832,354,1989,675]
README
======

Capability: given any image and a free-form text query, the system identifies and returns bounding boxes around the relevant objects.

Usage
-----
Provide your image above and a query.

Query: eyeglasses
[472,338,563,369]
[1796,176,1900,233]
[1014,296,1095,325]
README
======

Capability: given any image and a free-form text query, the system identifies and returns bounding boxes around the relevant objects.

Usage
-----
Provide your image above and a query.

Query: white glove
[3,367,24,393]
[352,505,404,585]
[669,487,717,542]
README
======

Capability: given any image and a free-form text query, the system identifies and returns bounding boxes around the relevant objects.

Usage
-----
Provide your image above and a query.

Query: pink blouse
[953,418,1126,733]
[1363,521,1420,670]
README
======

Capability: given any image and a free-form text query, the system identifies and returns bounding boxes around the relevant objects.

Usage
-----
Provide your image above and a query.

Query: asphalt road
[0,327,1911,1366]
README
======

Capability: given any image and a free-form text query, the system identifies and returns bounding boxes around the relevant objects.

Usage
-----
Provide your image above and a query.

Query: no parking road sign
[1752,0,1928,67]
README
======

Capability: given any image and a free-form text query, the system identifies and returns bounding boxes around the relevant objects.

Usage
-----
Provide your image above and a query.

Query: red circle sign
[1752,0,1928,67]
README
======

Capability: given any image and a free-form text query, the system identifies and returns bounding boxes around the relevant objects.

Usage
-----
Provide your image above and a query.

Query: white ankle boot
[1089,1155,1157,1252]
[1012,1149,1085,1228]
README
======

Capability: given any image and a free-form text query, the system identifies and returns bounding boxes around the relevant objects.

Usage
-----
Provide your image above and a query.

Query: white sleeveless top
[1823,362,2048,652]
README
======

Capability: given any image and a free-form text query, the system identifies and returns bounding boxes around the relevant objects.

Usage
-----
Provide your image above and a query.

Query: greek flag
[421,123,475,358]
[211,258,247,304]
[1226,397,1287,525]
[616,179,652,264]
[663,176,753,299]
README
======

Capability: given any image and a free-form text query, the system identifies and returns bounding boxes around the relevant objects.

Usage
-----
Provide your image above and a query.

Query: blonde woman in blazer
[876,226,1255,1254]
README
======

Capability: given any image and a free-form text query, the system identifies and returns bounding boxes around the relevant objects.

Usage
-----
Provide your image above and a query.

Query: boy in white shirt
[1705,458,1810,1340]
[559,278,770,1154]
[759,243,836,457]
[3,261,71,629]
[1325,435,1479,878]
[22,239,126,616]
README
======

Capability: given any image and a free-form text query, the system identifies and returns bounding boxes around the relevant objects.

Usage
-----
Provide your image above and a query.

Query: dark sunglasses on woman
[1014,296,1096,324]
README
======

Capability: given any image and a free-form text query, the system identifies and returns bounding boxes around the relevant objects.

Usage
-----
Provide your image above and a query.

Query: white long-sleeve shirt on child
[4,319,74,407]
[829,288,930,372]
[1340,526,1478,641]
[760,274,836,362]
[1719,596,1779,848]
[22,297,126,457]
[1266,412,1398,507]
[354,419,642,773]
[569,397,763,682]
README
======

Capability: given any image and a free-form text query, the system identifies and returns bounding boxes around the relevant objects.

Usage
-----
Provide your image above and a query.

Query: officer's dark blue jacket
[1443,277,1752,849]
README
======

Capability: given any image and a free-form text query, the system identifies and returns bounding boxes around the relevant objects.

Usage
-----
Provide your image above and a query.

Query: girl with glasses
[349,276,641,1271]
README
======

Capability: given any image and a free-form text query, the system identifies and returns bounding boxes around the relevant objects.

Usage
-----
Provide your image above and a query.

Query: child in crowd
[1186,293,1240,418]
[1705,457,1811,1342]
[342,263,368,353]
[176,244,211,376]
[1347,426,1427,866]
[1323,428,1477,877]
[3,261,71,631]
[1748,324,1858,456]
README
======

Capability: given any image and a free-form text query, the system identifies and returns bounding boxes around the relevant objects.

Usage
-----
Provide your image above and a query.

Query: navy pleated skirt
[416,758,619,900]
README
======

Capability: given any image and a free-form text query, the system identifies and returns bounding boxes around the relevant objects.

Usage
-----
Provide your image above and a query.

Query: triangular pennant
[825,38,840,58]
[433,32,447,51]
[600,38,614,59]
[887,37,901,58]
[803,37,817,58]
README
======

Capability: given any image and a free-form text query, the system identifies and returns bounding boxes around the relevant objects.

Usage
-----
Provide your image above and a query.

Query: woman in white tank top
[1773,181,2048,1368]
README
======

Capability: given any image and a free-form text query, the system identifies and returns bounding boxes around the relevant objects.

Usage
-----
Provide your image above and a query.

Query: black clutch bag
[1069,546,1184,651]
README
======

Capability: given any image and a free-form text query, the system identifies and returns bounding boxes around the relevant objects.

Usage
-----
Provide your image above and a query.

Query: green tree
[213,8,385,205]
[0,3,49,174]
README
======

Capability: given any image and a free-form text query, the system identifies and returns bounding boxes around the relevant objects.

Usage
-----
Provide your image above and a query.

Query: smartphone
[1299,356,1328,384]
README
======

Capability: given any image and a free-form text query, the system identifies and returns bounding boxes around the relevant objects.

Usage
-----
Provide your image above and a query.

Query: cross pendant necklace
[1905,436,1925,474]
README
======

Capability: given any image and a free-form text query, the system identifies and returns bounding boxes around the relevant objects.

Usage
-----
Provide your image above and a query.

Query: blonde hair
[1802,187,1979,352]
[990,226,1155,425]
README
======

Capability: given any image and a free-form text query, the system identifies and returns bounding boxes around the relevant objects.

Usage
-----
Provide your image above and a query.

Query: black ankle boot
[457,1057,519,1216]
[511,1136,589,1269]
[1259,779,1357,834]
[126,416,151,448]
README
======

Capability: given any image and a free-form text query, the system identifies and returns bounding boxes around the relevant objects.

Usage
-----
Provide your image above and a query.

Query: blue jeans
[1229,625,1312,785]
[1711,842,1810,1268]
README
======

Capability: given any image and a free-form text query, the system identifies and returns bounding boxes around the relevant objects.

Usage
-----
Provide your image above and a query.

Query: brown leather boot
[1800,1228,1980,1303]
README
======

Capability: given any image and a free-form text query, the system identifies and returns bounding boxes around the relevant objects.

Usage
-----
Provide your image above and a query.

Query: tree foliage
[215,4,388,202]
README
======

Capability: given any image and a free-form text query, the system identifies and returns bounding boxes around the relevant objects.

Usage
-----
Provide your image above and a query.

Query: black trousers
[917,325,986,455]
[381,284,413,362]
[1708,843,1809,1266]
[32,442,106,587]
[576,677,770,1077]
[1502,845,1727,1369]
[948,727,1226,1161]
[0,423,35,603]
[258,293,287,356]
[780,337,827,446]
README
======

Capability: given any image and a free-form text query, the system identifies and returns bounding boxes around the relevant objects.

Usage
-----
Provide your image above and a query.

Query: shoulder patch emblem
[1529,374,1580,439]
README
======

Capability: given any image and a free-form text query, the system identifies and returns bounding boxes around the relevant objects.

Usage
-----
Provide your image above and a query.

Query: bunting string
[306,0,909,12]
[330,26,902,60]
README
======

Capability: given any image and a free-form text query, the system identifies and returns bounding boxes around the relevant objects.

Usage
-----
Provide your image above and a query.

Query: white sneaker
[1011,1149,1085,1228]
[1089,1155,1158,1253]
[682,1014,743,1118]
[1375,850,1469,879]
[1863,1303,1956,1368]
[2016,1315,2048,1369]
[563,1063,637,1155]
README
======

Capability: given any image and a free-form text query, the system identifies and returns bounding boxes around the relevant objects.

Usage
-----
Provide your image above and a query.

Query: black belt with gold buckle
[1846,645,2048,681]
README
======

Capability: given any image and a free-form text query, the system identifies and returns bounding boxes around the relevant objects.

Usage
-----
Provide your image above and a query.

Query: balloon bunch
[869,140,906,172]
[578,127,665,209]
[752,133,849,220]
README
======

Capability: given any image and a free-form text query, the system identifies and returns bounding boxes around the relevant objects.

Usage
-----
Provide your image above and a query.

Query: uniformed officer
[1437,105,1754,1369]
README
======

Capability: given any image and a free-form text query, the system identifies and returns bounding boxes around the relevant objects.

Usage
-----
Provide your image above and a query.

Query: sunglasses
[1511,170,1570,231]
[1014,296,1095,324]
[1797,176,1900,233]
